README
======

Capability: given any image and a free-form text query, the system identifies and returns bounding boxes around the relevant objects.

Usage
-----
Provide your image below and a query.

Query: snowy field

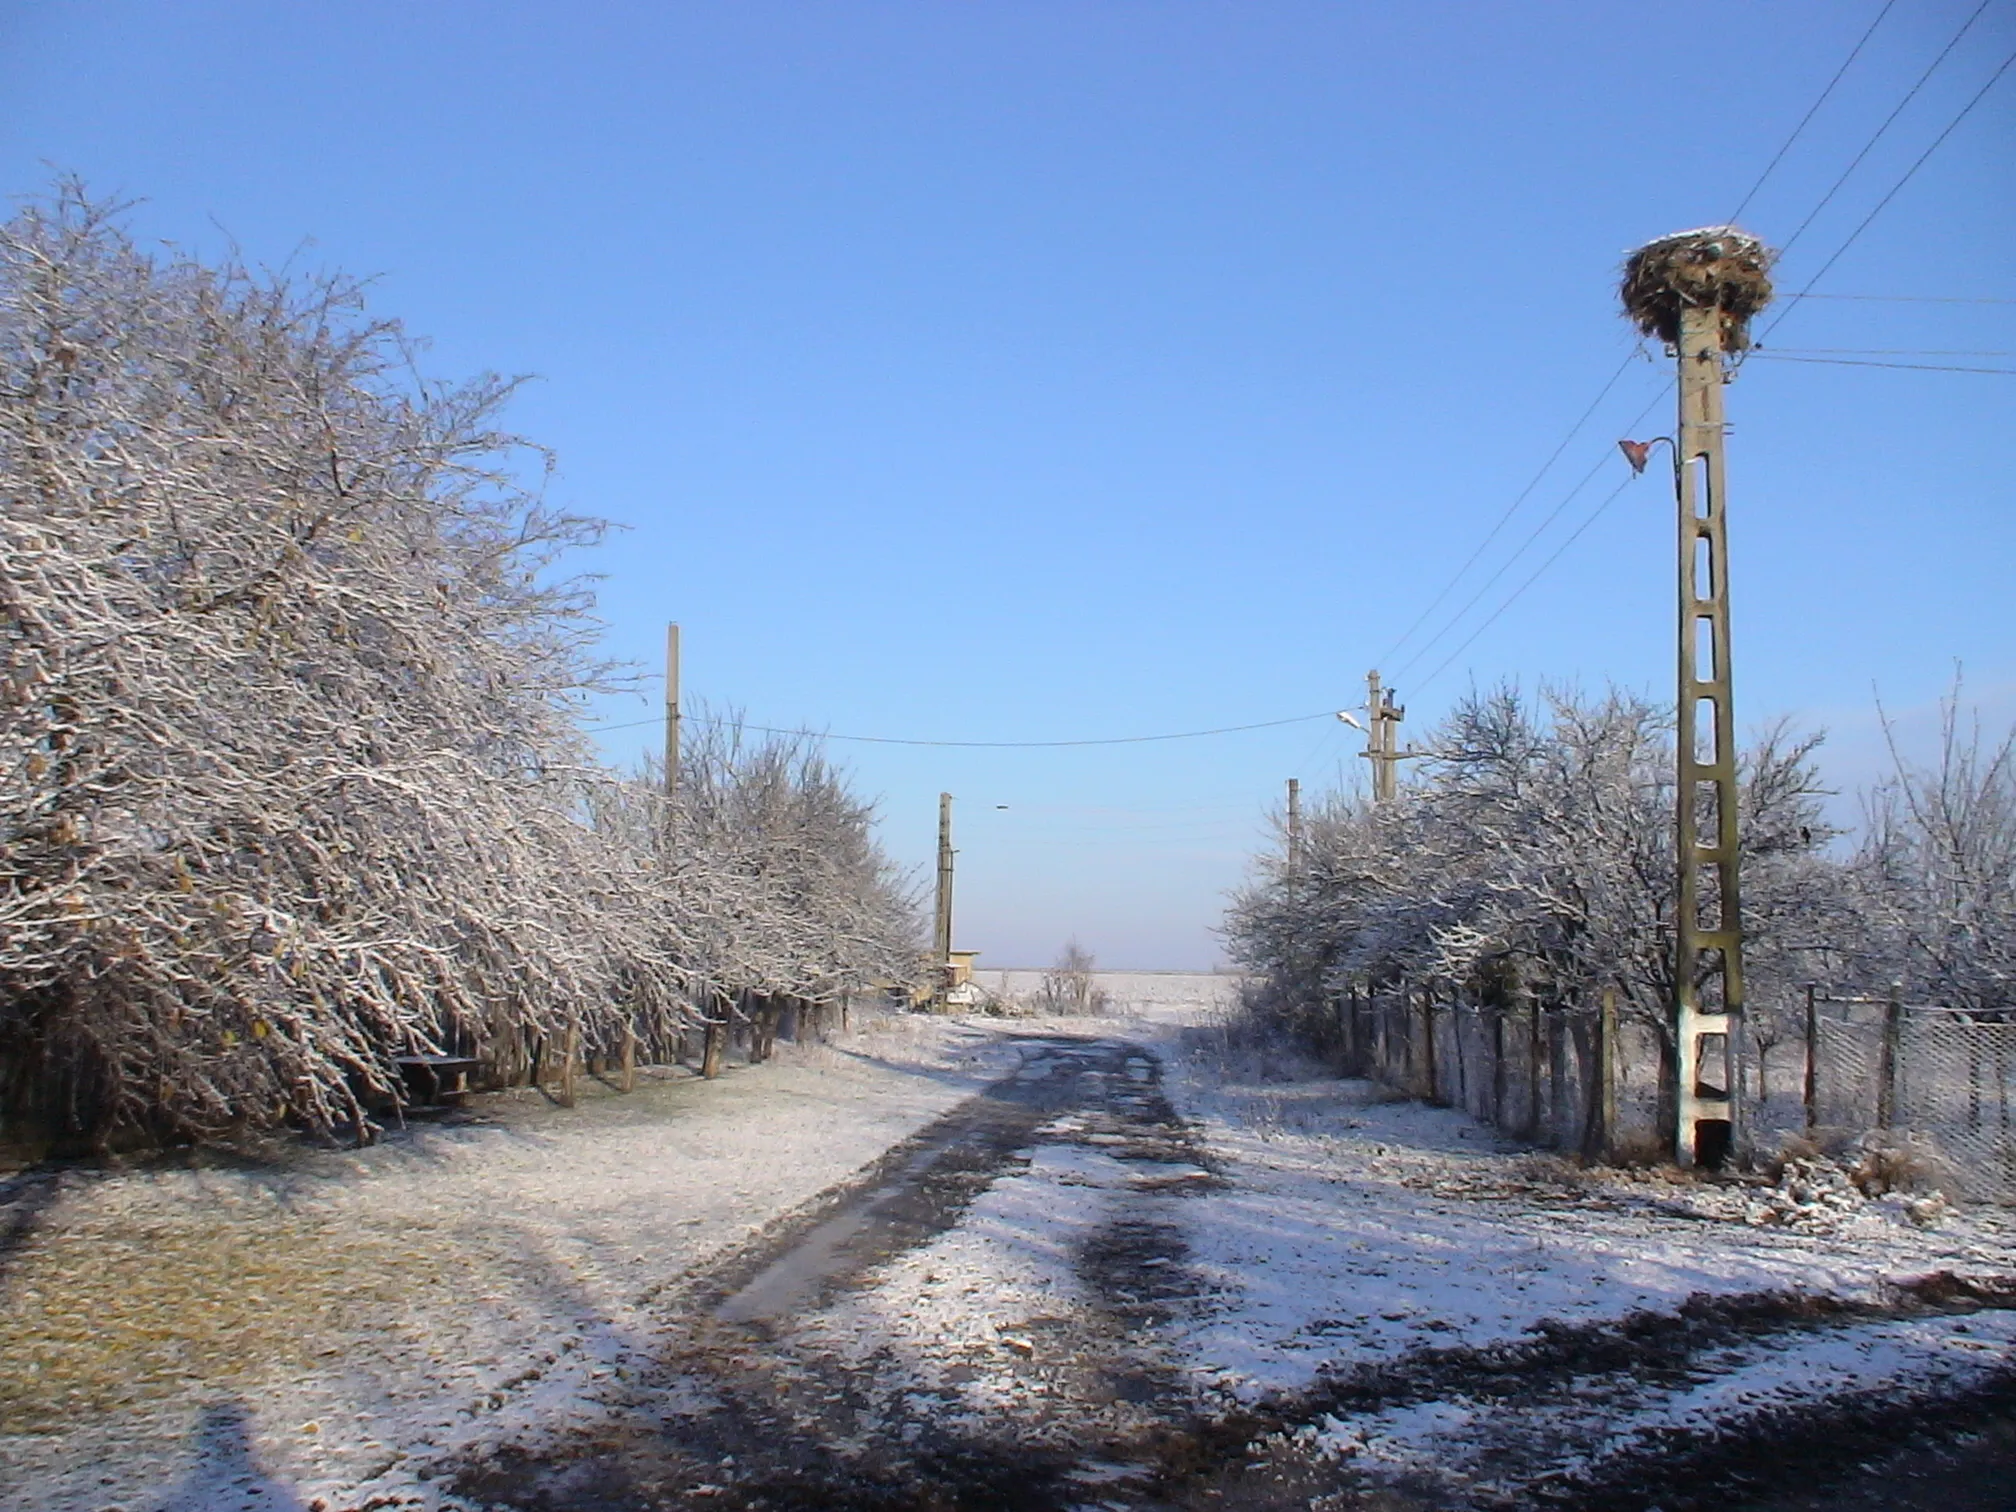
[981,967,1244,1023]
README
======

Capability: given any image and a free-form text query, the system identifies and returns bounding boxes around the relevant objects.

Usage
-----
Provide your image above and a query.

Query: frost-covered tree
[0,185,919,1147]
[671,712,921,1013]
[1225,684,1843,1120]
[1853,684,2016,1017]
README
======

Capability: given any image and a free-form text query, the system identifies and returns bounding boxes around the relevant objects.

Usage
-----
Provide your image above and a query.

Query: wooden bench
[392,1054,483,1106]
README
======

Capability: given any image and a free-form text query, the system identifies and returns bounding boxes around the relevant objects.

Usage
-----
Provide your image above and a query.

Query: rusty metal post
[1673,301,1745,1167]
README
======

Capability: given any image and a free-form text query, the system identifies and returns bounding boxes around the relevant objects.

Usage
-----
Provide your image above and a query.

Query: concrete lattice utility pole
[932,792,955,1008]
[1621,226,1775,1167]
[1362,670,1407,803]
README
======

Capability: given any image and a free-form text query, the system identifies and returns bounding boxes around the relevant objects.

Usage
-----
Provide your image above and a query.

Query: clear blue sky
[5,2,2010,968]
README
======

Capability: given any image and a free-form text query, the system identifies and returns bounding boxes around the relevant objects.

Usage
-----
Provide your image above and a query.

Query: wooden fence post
[1548,1005,1566,1148]
[1402,980,1416,1090]
[1877,983,1903,1130]
[701,991,727,1079]
[1600,985,1619,1163]
[559,1020,579,1108]
[1453,995,1468,1111]
[1526,997,1544,1142]
[1802,983,1818,1135]
[620,1023,637,1093]
[1490,1000,1506,1130]
[1421,983,1439,1103]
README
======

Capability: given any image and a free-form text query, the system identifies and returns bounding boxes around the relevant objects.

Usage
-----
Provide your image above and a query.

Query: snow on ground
[1156,1032,2014,1405]
[791,1135,1128,1438]
[0,1013,1022,1512]
[1294,1308,2016,1502]
[1147,1027,2016,1500]
[8,975,2012,1511]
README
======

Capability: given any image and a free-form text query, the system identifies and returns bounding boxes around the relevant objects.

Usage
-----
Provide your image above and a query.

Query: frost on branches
[1225,686,1845,1113]
[0,186,918,1148]
[1226,679,2015,1141]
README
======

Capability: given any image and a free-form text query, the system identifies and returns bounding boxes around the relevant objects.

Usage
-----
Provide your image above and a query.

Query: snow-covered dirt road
[452,1022,2016,1511]
[6,988,2014,1511]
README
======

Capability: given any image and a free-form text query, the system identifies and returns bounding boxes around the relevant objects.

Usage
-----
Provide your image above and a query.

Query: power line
[1377,10,1933,699]
[1786,292,2015,303]
[1728,0,1898,225]
[1748,353,2016,375]
[1411,473,1639,699]
[584,708,1340,747]
[1762,347,2015,356]
[1372,352,1640,671]
[1765,41,2016,341]
[1771,0,1995,264]
[1389,390,1666,685]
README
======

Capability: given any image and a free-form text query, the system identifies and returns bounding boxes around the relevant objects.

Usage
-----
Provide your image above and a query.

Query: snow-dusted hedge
[1227,681,2014,1130]
[1225,687,1842,1097]
[0,186,917,1147]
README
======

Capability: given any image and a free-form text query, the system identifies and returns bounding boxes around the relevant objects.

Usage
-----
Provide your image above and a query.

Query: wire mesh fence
[1746,991,2016,1202]
[1326,982,2016,1201]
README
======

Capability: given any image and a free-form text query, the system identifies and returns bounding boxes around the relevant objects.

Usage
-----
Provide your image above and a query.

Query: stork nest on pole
[1620,226,1775,353]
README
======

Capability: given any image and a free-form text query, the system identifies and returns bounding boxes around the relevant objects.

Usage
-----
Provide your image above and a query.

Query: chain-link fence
[1746,991,2016,1202]
[1326,983,2016,1201]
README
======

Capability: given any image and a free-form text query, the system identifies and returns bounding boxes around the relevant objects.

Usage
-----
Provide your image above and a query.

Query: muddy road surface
[452,1033,2016,1512]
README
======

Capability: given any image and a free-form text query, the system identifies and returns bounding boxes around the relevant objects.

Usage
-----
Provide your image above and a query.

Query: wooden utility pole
[932,792,955,1007]
[664,623,682,829]
[1363,670,1406,802]
[1285,777,1303,890]
[1671,298,1746,1168]
[652,621,683,1083]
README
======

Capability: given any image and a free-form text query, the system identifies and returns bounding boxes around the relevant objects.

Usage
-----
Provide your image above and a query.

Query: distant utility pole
[933,792,955,1006]
[664,622,682,845]
[1362,670,1407,803]
[1621,226,1772,1167]
[1285,777,1303,891]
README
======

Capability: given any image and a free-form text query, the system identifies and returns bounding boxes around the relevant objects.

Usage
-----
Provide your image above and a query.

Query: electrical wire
[583,708,1340,747]
[1728,0,1899,225]
[1369,12,1929,702]
[1771,0,1996,264]
[1761,347,2015,356]
[1785,292,2015,303]
[1387,389,1666,686]
[1747,353,2016,375]
[1764,42,2016,341]
[584,27,2009,768]
[1371,352,1638,671]
[1410,473,1639,700]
